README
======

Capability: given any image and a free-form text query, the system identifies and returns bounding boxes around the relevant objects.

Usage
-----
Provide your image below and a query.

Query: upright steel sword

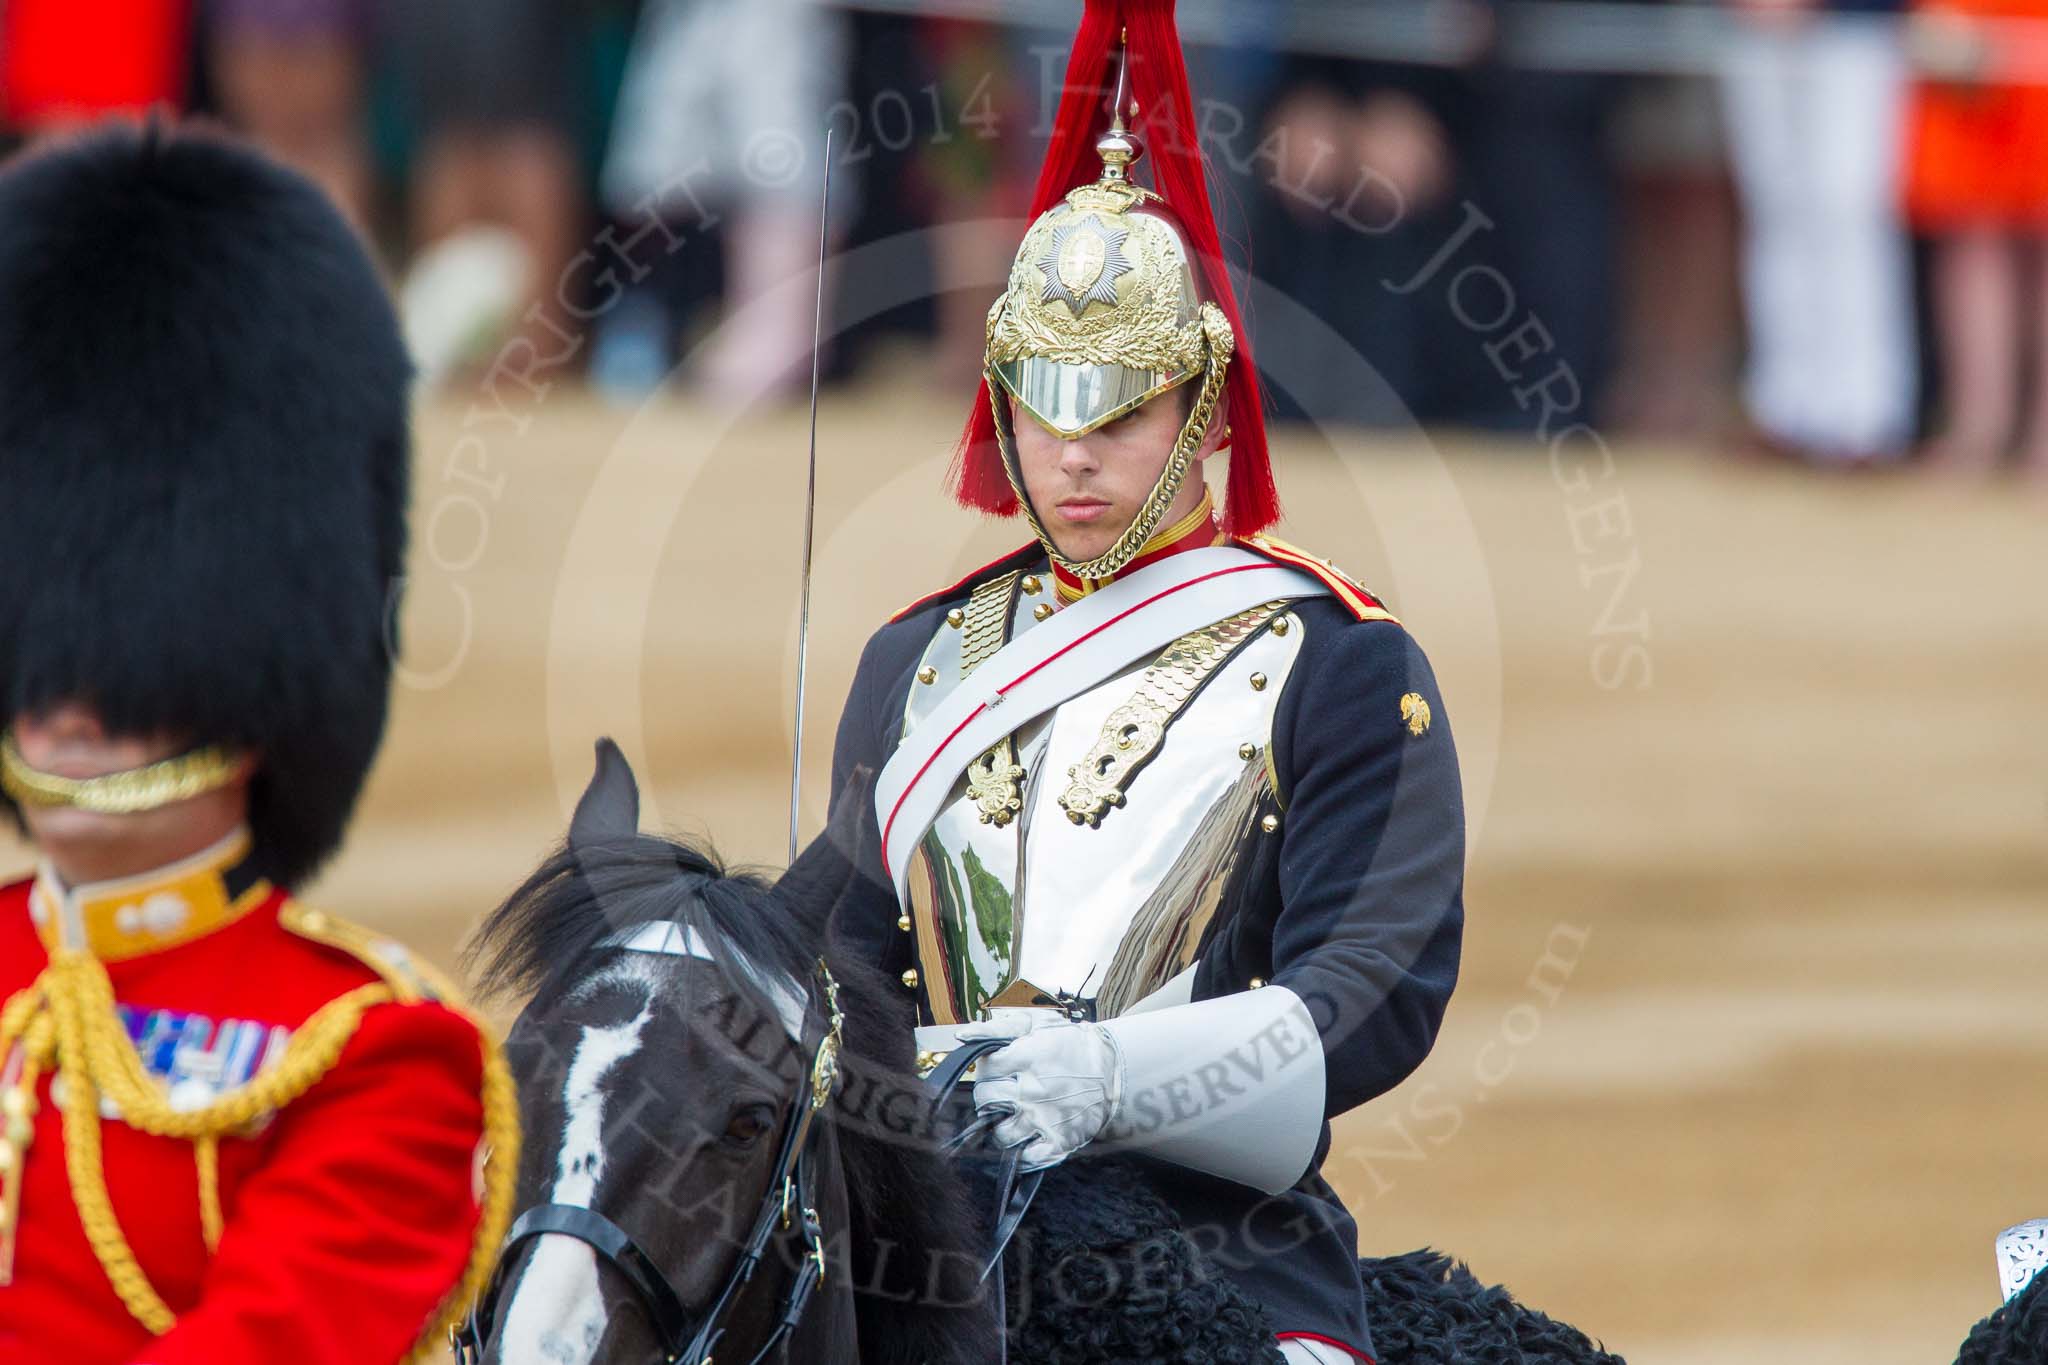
[789,128,833,867]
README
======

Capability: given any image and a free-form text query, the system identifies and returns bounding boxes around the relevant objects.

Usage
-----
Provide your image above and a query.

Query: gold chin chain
[993,301,1235,581]
[0,734,244,815]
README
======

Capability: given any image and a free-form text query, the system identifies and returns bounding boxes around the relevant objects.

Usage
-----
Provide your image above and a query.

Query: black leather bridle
[455,962,845,1365]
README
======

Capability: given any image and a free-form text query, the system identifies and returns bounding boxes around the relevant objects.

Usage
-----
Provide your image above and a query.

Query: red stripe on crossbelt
[880,563,1270,873]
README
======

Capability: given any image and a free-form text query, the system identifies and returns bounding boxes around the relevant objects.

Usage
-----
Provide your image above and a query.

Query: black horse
[461,741,1626,1364]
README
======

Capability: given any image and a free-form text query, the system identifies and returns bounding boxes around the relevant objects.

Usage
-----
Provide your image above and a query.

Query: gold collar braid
[0,950,519,1359]
[1,734,245,815]
[990,300,1235,581]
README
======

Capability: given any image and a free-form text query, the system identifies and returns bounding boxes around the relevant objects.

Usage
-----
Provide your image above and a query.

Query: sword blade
[789,128,834,867]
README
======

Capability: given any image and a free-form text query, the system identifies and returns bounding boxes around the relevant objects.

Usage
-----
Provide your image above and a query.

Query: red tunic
[0,848,492,1365]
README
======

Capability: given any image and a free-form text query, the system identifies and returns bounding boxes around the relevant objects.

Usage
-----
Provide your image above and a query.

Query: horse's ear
[570,738,641,848]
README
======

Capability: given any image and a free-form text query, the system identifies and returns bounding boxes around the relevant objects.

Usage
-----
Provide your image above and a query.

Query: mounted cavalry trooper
[826,2,1464,1360]
[0,126,516,1363]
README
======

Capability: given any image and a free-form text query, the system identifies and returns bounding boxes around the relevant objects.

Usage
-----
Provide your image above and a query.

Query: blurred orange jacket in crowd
[1907,0,2048,226]
[1,0,191,129]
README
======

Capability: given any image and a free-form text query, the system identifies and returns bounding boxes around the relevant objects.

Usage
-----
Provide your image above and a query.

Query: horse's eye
[723,1105,776,1148]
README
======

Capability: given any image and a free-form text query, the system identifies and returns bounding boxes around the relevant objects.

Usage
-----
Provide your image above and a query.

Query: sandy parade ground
[8,377,2043,1363]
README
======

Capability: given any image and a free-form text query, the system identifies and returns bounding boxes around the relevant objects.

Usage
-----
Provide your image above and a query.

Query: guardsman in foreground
[826,3,1465,1360]
[0,125,516,1364]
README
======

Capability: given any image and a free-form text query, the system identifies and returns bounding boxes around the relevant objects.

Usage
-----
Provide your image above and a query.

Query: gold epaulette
[279,903,466,1008]
[889,542,1043,624]
[277,903,517,1365]
[1238,534,1399,624]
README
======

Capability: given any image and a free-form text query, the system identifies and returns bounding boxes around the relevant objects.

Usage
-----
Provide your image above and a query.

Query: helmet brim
[991,355,1196,438]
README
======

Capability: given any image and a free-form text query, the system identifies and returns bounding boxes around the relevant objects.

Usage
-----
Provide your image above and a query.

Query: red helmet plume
[950,0,1279,536]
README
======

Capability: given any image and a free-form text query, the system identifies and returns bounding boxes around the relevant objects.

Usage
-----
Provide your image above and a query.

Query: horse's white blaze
[496,976,655,1365]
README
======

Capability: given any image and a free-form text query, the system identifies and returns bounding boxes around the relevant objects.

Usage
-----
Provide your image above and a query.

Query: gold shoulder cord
[1058,602,1287,827]
[960,572,1031,827]
[0,921,518,1358]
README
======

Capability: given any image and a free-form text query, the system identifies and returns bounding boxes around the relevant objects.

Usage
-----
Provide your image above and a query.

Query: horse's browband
[600,920,810,1041]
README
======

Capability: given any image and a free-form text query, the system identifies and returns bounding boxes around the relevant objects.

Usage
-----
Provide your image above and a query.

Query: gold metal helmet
[982,92,1236,581]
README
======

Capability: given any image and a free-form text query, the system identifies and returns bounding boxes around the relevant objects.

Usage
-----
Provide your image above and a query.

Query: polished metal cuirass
[898,566,1308,1023]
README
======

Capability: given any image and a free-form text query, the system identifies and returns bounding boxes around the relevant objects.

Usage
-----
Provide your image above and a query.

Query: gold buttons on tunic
[1249,976,1266,989]
[1033,603,1054,621]
[901,968,920,989]
[1238,743,1258,761]
[1022,575,1043,595]
[1249,672,1268,692]
[946,609,965,629]
[917,666,938,685]
[1271,617,1290,637]
[1260,813,1280,834]
[897,913,912,932]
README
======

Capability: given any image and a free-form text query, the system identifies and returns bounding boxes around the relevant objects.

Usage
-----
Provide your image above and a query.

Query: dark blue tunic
[825,572,1466,1356]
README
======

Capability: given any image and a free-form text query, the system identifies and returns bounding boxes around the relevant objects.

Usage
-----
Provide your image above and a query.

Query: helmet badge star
[1037,214,1132,316]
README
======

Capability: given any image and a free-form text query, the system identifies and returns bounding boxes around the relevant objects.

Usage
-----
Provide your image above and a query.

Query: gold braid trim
[407,1023,520,1365]
[194,1137,223,1254]
[0,735,245,815]
[0,1000,53,1286]
[0,949,520,1356]
[276,903,522,1361]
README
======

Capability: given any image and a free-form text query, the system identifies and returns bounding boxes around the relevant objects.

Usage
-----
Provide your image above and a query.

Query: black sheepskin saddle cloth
[1357,1250,1625,1365]
[1957,1271,2048,1365]
[1001,1156,1286,1365]
[997,1157,1626,1365]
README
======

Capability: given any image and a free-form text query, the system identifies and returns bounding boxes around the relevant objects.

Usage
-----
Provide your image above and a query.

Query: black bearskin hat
[0,123,411,888]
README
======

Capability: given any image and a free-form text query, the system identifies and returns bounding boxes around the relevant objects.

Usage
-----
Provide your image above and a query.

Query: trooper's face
[1009,386,1215,565]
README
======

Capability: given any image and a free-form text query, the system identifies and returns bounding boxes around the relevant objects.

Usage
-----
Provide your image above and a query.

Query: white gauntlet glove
[954,985,1327,1193]
[957,1007,1123,1172]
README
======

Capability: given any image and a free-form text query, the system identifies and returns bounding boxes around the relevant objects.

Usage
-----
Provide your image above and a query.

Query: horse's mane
[817,919,993,1365]
[466,829,800,1012]
[465,760,990,1364]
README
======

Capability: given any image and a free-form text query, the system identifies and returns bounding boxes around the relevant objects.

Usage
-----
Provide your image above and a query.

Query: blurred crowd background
[9,0,2048,481]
